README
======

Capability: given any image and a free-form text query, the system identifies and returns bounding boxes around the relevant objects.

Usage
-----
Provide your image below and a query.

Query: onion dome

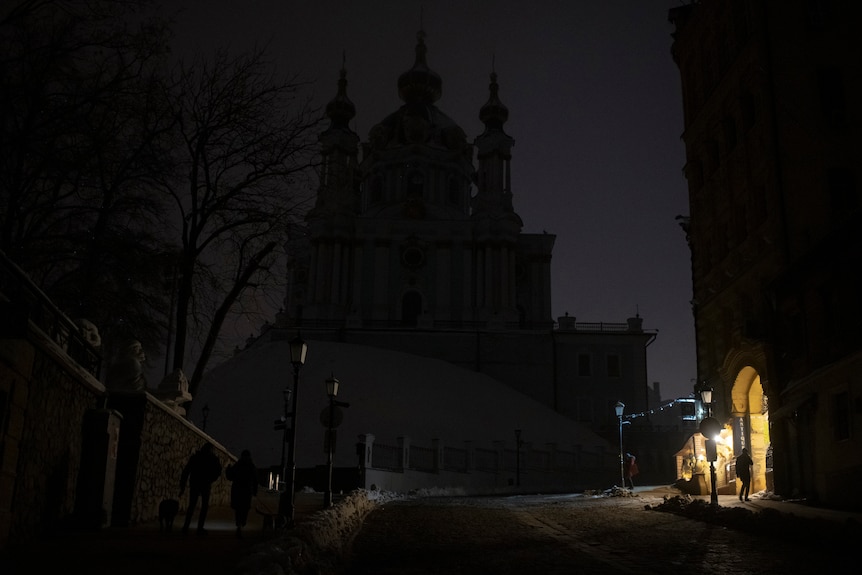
[479,70,508,130]
[325,61,356,129]
[397,30,442,104]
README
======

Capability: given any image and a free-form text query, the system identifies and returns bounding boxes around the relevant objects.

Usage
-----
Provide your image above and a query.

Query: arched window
[407,170,424,200]
[401,291,422,327]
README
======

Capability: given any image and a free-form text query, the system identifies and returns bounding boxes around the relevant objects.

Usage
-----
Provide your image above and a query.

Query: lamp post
[324,374,350,507]
[279,388,291,491]
[514,429,522,487]
[699,387,720,506]
[280,333,307,527]
[201,403,210,432]
[614,401,626,488]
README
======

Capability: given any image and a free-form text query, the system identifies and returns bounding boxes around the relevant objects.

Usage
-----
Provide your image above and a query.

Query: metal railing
[0,251,101,378]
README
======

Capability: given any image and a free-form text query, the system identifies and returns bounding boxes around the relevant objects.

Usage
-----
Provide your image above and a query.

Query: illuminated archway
[730,366,770,494]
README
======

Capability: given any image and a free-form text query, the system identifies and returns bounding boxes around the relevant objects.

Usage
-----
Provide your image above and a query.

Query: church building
[286,30,553,332]
[193,31,665,486]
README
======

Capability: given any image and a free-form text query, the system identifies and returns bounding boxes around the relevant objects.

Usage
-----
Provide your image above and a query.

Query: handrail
[0,250,101,378]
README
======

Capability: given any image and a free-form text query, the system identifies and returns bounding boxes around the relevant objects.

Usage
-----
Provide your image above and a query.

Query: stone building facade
[669,0,862,508]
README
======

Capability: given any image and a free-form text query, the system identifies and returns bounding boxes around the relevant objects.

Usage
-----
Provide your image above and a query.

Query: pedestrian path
[0,493,327,575]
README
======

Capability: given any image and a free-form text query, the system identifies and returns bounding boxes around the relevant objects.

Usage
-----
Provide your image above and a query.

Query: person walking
[225,449,259,538]
[736,447,754,501]
[179,442,222,535]
[623,453,639,490]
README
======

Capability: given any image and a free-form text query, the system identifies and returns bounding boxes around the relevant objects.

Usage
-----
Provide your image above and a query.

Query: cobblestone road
[345,491,844,574]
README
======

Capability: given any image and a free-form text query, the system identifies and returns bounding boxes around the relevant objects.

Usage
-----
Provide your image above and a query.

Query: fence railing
[0,250,101,378]
[277,317,639,333]
[360,434,613,479]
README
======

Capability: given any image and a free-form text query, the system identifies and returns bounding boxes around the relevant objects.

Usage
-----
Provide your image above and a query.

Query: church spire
[325,52,356,129]
[397,29,442,104]
[473,62,519,221]
[479,56,509,131]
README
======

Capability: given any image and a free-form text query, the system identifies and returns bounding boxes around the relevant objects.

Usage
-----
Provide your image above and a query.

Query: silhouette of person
[179,442,222,535]
[623,453,639,489]
[225,449,259,538]
[736,447,754,501]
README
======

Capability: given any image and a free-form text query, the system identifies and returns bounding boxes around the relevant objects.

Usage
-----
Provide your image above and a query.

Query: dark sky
[169,0,696,400]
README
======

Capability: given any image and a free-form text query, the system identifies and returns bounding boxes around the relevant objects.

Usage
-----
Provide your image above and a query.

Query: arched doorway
[730,366,770,494]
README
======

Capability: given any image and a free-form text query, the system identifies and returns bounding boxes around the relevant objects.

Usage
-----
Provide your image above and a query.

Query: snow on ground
[236,488,402,575]
[190,336,612,476]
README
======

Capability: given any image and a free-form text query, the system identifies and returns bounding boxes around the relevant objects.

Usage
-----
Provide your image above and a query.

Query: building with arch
[669,1,862,508]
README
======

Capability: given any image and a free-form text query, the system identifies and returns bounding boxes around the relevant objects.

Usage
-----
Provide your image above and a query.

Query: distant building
[669,0,862,508]
[200,31,671,484]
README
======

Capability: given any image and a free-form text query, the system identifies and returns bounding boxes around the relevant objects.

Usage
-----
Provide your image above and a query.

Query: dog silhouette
[159,498,179,532]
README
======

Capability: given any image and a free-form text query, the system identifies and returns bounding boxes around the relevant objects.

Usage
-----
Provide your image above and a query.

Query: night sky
[168,0,696,400]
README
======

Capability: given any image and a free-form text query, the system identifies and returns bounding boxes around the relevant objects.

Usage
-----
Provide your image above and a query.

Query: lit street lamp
[324,374,350,507]
[614,401,630,489]
[279,333,307,527]
[699,387,721,506]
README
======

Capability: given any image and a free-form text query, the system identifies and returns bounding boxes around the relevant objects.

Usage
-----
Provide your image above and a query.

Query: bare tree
[0,0,176,361]
[156,46,322,399]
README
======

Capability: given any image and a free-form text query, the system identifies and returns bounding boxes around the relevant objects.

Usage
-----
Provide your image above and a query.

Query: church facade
[286,31,553,331]
[269,32,660,466]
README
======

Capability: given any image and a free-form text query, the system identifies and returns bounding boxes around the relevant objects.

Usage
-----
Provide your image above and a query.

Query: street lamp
[279,388,292,491]
[280,332,307,527]
[514,429,522,487]
[324,374,342,507]
[201,403,210,432]
[701,387,713,416]
[699,387,720,506]
[614,401,626,489]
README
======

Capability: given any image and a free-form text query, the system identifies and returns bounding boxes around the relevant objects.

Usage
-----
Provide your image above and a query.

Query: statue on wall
[154,369,193,416]
[104,340,148,391]
[74,318,101,350]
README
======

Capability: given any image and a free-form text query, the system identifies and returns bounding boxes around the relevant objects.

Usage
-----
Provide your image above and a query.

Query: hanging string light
[620,398,684,420]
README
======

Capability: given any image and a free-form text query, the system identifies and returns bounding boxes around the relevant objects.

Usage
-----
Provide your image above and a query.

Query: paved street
[3,488,859,574]
[346,489,856,574]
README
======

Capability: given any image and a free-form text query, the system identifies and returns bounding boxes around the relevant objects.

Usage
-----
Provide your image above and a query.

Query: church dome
[479,71,509,131]
[365,31,468,153]
[397,30,442,105]
[325,65,356,129]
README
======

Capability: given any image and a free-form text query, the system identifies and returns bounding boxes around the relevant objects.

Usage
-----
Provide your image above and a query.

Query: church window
[401,291,422,327]
[402,246,425,269]
[606,354,621,378]
[371,176,383,202]
[578,353,592,377]
[448,175,461,205]
[407,171,424,199]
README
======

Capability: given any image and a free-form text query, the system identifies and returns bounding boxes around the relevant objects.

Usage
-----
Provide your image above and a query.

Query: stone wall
[0,328,237,547]
[110,391,234,525]
[0,334,104,546]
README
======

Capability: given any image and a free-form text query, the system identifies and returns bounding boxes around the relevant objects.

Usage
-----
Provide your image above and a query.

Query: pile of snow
[237,487,463,575]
